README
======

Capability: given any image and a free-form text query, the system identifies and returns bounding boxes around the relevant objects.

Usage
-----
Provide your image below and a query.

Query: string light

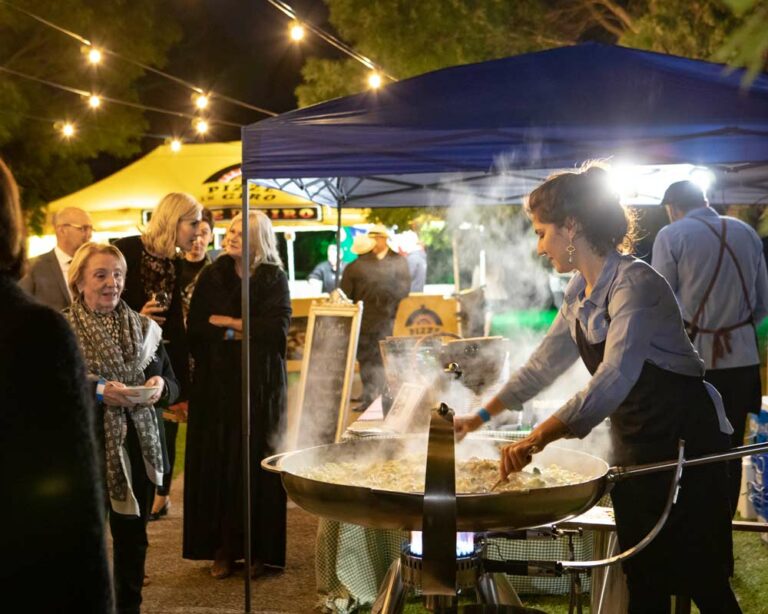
[61,122,76,137]
[87,47,102,65]
[289,21,305,41]
[194,119,209,135]
[266,0,396,82]
[88,94,101,108]
[1,1,276,117]
[195,94,209,110]
[170,138,182,152]
[367,72,382,89]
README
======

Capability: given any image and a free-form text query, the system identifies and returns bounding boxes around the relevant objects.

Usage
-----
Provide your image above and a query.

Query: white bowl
[123,385,162,404]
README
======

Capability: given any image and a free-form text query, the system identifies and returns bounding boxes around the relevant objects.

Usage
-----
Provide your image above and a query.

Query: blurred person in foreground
[341,225,411,412]
[0,160,112,612]
[19,205,93,310]
[114,193,202,520]
[308,243,345,293]
[149,207,214,521]
[184,210,291,579]
[652,180,768,515]
[456,165,738,613]
[65,242,179,614]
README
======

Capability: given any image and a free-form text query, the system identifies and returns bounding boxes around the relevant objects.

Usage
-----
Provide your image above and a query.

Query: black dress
[0,274,112,612]
[183,255,291,565]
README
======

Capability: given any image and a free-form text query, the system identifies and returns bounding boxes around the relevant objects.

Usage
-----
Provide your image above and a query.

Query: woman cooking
[455,164,738,613]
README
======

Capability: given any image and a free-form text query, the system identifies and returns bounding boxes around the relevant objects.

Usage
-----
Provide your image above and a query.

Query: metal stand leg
[372,559,406,614]
[476,572,524,606]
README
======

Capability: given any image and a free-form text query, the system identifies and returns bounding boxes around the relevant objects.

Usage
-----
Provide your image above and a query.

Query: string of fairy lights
[0,0,395,149]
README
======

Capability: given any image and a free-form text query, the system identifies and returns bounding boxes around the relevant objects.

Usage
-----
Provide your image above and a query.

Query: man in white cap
[342,225,411,412]
[20,207,94,311]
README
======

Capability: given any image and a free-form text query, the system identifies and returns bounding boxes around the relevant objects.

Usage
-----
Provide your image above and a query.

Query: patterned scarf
[66,298,164,517]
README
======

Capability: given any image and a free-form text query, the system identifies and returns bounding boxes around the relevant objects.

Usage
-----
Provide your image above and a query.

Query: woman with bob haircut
[456,164,739,613]
[115,192,202,519]
[184,210,291,580]
[0,160,112,612]
[65,241,179,614]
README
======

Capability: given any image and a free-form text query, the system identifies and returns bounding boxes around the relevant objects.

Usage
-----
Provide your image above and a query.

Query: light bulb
[195,119,209,134]
[170,139,182,152]
[61,122,76,137]
[289,22,305,41]
[88,48,102,65]
[195,94,209,110]
[88,95,101,108]
[368,72,382,89]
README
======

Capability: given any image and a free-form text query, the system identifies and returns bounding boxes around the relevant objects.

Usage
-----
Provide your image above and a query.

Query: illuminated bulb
[690,167,715,192]
[61,122,76,137]
[170,139,182,152]
[195,119,209,134]
[368,72,382,89]
[88,48,102,64]
[88,95,101,108]
[289,22,305,41]
[195,94,209,110]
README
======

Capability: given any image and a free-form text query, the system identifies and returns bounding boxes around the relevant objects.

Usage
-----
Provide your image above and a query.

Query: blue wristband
[476,408,492,423]
[96,378,106,403]
[225,328,235,340]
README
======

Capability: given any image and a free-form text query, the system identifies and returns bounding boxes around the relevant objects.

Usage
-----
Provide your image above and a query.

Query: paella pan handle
[261,452,289,474]
[607,440,768,482]
[559,439,687,571]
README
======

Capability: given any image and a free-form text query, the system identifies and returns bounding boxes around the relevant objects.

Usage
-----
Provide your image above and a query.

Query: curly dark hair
[525,162,638,256]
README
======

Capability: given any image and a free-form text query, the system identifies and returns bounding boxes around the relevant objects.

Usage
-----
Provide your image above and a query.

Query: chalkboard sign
[292,301,363,449]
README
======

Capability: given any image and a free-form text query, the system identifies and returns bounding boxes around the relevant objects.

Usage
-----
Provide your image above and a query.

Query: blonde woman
[183,211,291,579]
[114,192,202,519]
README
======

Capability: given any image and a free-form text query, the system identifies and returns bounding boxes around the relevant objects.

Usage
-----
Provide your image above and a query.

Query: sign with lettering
[292,301,363,448]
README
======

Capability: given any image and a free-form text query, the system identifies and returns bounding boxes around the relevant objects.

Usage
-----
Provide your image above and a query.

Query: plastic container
[738,456,757,520]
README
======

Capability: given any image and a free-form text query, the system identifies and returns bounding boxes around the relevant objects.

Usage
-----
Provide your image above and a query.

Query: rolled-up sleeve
[496,311,580,410]
[555,271,661,437]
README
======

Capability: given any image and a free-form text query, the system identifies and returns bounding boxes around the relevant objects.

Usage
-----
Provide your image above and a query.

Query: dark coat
[183,256,291,564]
[340,249,411,334]
[0,274,112,612]
[114,235,191,399]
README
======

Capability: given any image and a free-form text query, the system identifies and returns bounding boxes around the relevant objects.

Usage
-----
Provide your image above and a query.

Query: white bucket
[738,456,757,520]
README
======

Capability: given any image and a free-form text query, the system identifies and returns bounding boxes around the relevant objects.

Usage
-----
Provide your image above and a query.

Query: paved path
[141,475,320,614]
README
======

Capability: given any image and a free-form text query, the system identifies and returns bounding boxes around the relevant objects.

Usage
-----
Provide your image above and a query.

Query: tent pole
[452,230,463,337]
[334,197,343,288]
[240,167,252,613]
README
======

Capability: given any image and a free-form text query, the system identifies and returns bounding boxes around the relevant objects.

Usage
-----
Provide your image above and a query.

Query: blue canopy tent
[242,42,768,207]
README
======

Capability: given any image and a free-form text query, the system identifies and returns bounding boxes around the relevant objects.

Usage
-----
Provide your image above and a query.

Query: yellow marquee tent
[44,141,356,235]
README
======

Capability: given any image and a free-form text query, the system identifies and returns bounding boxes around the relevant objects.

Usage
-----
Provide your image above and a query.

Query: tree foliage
[0,0,180,231]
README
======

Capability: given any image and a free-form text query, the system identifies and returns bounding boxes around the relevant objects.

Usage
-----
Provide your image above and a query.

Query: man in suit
[20,206,93,311]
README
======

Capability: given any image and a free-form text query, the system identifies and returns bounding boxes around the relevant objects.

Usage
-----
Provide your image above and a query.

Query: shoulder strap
[687,218,728,335]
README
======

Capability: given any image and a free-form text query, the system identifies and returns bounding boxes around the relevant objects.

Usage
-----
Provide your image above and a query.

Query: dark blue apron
[574,320,733,593]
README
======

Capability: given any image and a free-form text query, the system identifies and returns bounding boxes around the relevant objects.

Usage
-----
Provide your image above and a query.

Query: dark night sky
[93,0,340,178]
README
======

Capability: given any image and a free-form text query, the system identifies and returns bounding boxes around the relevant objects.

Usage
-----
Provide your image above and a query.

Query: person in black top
[0,159,113,613]
[114,193,202,521]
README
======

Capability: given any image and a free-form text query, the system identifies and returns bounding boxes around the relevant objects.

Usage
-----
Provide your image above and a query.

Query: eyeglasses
[59,223,93,233]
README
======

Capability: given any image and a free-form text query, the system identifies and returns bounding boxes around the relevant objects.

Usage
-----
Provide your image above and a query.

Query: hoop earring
[567,242,576,264]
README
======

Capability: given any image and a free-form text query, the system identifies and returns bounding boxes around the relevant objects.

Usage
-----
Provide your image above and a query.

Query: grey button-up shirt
[651,206,768,370]
[496,252,712,438]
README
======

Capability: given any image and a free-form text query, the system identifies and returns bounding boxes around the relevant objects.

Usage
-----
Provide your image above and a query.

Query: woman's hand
[140,299,167,325]
[102,381,135,407]
[454,414,484,441]
[209,314,235,328]
[144,375,165,404]
[499,439,540,480]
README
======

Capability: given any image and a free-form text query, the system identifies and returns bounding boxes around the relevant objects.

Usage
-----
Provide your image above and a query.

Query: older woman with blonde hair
[183,210,291,579]
[65,241,179,614]
[115,192,202,519]
[1,161,113,611]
